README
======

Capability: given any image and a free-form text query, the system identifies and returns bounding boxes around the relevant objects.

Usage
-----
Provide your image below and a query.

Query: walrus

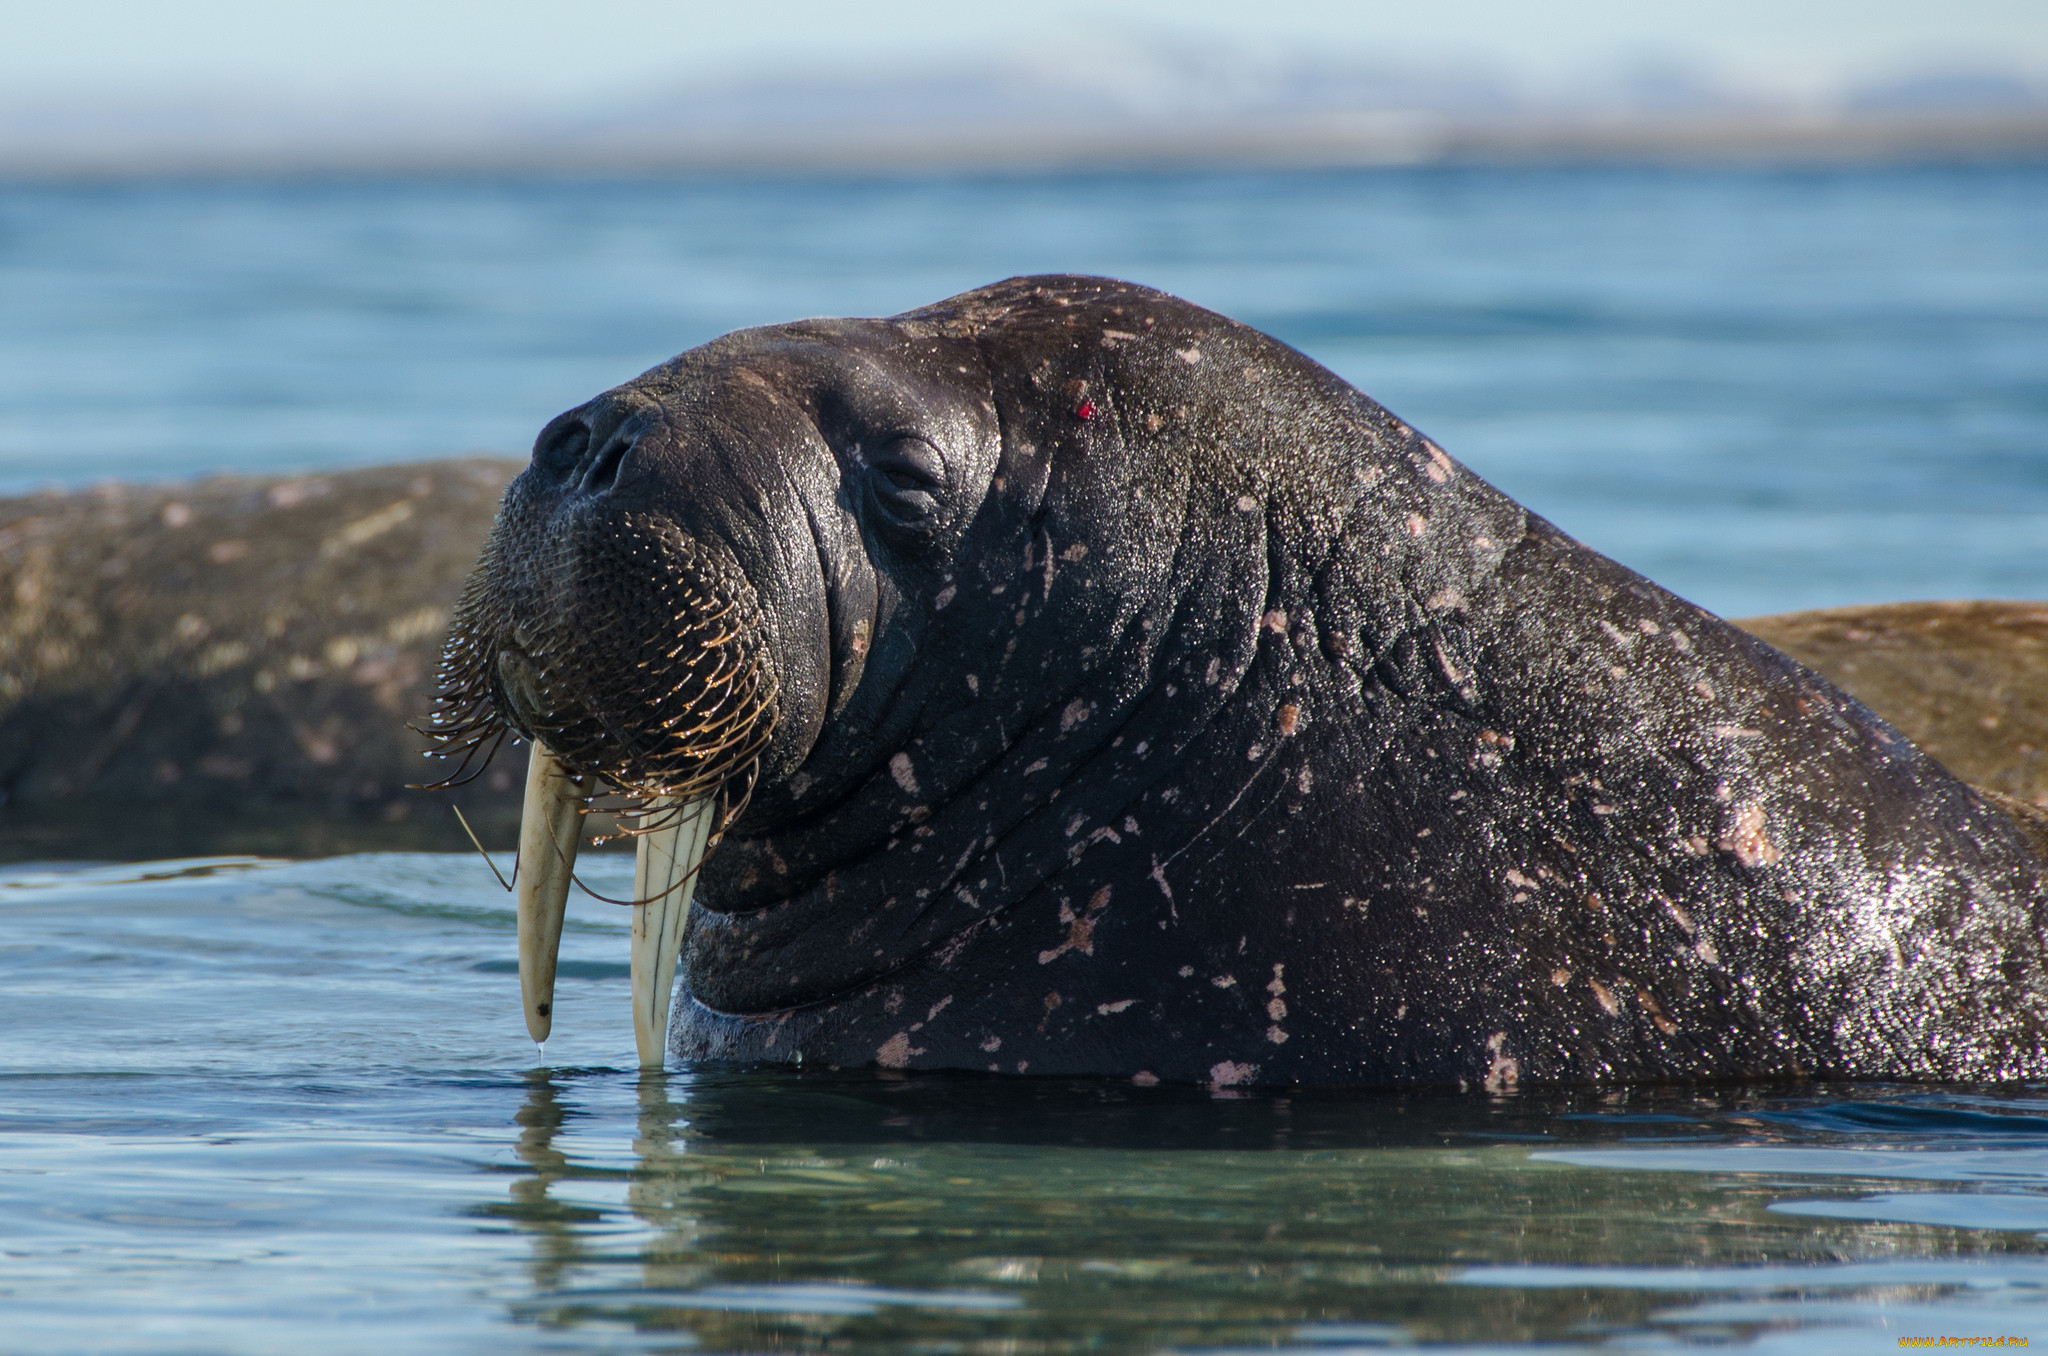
[426,275,2048,1088]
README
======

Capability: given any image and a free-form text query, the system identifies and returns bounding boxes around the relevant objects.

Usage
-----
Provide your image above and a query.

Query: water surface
[5,853,2048,1352]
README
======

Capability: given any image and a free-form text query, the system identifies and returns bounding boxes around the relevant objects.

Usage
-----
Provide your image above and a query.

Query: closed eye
[860,435,949,538]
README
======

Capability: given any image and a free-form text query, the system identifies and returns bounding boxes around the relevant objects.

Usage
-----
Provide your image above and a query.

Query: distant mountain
[2,39,2043,176]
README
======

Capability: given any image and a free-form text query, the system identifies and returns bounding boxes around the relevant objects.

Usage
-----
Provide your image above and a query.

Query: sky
[8,0,2048,109]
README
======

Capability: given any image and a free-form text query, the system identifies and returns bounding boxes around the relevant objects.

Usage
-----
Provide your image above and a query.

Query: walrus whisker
[563,850,708,908]
[450,803,514,892]
[409,724,511,791]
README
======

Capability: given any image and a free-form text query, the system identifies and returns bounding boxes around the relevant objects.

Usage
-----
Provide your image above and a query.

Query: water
[3,852,2048,1352]
[4,168,2048,1348]
[2,167,2045,616]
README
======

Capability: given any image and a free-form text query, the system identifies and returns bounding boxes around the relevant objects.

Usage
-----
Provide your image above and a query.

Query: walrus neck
[680,554,1311,1014]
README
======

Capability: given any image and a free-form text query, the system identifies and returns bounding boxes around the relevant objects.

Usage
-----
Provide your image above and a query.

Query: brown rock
[0,459,524,859]
[1738,601,2048,805]
[1738,601,2048,857]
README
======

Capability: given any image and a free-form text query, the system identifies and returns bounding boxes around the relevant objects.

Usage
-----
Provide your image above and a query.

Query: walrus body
[442,275,2048,1087]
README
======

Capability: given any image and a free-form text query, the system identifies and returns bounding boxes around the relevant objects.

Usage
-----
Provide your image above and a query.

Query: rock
[1740,601,2048,808]
[0,459,524,860]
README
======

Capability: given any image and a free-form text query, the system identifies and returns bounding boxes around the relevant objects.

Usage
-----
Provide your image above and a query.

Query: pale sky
[7,0,2046,106]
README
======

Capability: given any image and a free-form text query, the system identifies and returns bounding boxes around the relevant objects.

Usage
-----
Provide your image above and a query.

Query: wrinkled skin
[466,275,2048,1087]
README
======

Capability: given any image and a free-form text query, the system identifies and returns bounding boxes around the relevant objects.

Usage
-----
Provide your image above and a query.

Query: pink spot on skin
[1406,514,1427,537]
[876,1032,922,1068]
[1658,895,1696,934]
[933,585,957,610]
[1097,999,1137,1014]
[1037,908,1096,965]
[1176,348,1202,364]
[1060,699,1090,732]
[1208,1061,1258,1087]
[1483,1032,1519,1093]
[889,753,919,795]
[1266,1026,1289,1044]
[1718,804,1781,867]
[1131,1070,1160,1086]
[1236,495,1259,512]
[1262,609,1288,633]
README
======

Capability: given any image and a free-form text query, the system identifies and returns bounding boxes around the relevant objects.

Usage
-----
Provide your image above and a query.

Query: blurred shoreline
[8,37,2048,180]
[4,108,2046,180]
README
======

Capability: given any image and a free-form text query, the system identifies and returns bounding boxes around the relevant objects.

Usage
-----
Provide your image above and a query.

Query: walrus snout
[428,502,781,807]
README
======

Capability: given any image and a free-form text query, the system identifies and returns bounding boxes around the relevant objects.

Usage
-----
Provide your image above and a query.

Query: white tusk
[516,741,585,1044]
[632,795,715,1068]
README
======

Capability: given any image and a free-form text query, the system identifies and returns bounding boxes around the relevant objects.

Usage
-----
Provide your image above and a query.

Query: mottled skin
[478,275,2048,1087]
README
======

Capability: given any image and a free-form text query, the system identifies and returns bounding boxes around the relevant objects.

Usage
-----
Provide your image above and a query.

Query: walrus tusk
[632,795,714,1068]
[516,741,584,1044]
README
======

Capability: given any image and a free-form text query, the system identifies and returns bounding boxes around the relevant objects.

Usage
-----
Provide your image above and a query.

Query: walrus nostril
[533,417,591,482]
[578,432,636,496]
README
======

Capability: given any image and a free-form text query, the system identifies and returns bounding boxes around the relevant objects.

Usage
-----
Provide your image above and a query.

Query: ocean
[2,165,2046,1352]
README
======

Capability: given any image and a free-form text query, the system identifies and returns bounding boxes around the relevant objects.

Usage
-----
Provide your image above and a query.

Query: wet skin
[453,276,2048,1087]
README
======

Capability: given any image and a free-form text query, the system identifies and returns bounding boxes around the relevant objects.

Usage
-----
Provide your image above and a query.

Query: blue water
[2,167,2045,616]
[6,853,2048,1353]
[4,168,2048,1350]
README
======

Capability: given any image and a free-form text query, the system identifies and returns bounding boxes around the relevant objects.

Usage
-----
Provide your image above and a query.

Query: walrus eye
[862,435,948,533]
